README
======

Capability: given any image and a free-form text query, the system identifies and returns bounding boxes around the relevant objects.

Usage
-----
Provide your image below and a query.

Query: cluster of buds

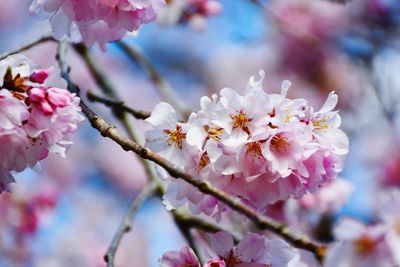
[145,71,349,218]
[0,55,84,193]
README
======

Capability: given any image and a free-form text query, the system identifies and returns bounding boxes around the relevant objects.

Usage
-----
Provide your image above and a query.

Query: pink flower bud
[28,87,46,102]
[47,87,74,108]
[29,69,49,83]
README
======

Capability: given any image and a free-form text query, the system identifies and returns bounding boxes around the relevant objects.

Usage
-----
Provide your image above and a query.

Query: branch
[0,35,54,60]
[115,41,192,120]
[173,212,241,243]
[57,43,326,261]
[85,113,325,258]
[104,182,159,267]
[72,43,215,264]
[87,91,151,120]
[73,44,119,99]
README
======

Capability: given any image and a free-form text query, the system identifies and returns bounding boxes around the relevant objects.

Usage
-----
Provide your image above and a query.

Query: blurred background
[1,0,400,266]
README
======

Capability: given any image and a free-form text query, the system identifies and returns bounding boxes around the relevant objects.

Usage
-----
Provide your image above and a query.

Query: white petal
[146,102,178,129]
[280,80,292,98]
[319,91,338,114]
[333,218,366,241]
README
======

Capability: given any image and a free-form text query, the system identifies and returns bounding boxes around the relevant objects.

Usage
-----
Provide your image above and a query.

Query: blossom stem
[65,42,240,265]
[57,42,326,262]
[87,90,151,120]
[73,44,119,99]
[173,212,241,243]
[104,181,159,267]
[115,41,192,120]
[0,35,54,61]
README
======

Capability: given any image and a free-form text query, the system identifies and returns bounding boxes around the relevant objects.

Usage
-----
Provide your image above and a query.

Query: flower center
[284,108,293,123]
[270,134,289,153]
[231,111,251,133]
[246,141,263,158]
[354,235,376,256]
[204,125,224,141]
[224,250,241,267]
[312,115,330,130]
[164,125,186,149]
[197,152,210,171]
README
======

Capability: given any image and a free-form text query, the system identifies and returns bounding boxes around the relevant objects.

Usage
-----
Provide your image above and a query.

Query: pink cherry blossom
[145,71,348,216]
[29,0,164,49]
[160,232,300,267]
[159,246,200,267]
[207,232,299,267]
[0,54,83,193]
[145,102,196,168]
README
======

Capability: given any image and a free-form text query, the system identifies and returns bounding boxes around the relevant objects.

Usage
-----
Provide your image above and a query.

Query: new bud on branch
[145,71,349,219]
[0,54,84,193]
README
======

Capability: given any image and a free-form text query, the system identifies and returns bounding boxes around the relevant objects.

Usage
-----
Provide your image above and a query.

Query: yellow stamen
[164,126,186,149]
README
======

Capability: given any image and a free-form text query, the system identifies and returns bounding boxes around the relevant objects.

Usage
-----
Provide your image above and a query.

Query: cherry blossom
[207,232,299,267]
[145,71,348,217]
[159,246,200,267]
[0,54,84,193]
[160,232,300,267]
[29,0,164,49]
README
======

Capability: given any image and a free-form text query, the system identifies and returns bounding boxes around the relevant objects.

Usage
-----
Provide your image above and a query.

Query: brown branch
[73,44,119,99]
[71,43,225,264]
[57,42,326,261]
[104,182,159,267]
[87,91,151,120]
[86,112,325,258]
[173,212,241,243]
[115,41,192,120]
[0,35,55,61]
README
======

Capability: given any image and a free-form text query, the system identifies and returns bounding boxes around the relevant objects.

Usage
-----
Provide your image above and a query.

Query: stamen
[270,134,289,153]
[354,235,376,256]
[164,125,186,149]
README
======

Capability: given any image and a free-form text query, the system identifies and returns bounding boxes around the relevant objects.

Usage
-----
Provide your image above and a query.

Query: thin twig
[173,212,241,243]
[73,44,119,99]
[87,91,151,120]
[82,108,325,259]
[57,43,326,261]
[104,182,159,266]
[0,35,54,60]
[115,41,192,120]
[74,44,209,264]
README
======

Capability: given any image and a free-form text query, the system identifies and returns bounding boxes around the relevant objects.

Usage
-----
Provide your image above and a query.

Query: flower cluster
[29,0,164,49]
[158,0,222,30]
[145,71,348,217]
[0,54,84,193]
[160,231,300,267]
